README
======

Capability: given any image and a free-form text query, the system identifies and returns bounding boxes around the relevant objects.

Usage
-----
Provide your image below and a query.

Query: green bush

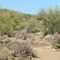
[37,7,60,35]
[0,9,31,36]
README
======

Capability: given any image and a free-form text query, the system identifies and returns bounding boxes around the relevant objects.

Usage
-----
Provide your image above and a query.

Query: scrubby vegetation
[0,7,60,60]
[37,7,60,35]
[0,9,31,36]
[1,7,60,37]
[0,8,43,37]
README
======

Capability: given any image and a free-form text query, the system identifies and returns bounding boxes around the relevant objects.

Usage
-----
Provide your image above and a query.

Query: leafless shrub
[6,40,37,60]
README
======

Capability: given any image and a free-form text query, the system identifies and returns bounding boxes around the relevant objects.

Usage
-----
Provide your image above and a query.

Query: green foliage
[0,9,31,36]
[37,7,60,35]
[0,9,41,36]
[1,7,60,36]
[27,19,40,33]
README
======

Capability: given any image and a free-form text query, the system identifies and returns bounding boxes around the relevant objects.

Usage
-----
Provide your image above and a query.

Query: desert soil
[33,47,60,60]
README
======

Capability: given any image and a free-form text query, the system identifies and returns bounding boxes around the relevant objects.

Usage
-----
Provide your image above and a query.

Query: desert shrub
[52,38,60,49]
[37,7,60,35]
[0,23,16,37]
[0,8,44,36]
[1,7,60,36]
[27,19,40,33]
[6,40,37,60]
[0,9,31,37]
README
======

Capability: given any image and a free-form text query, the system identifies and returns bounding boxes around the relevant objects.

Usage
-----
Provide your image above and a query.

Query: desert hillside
[0,8,60,60]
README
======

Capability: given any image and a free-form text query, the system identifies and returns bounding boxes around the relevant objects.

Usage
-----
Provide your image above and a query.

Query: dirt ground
[33,47,60,60]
